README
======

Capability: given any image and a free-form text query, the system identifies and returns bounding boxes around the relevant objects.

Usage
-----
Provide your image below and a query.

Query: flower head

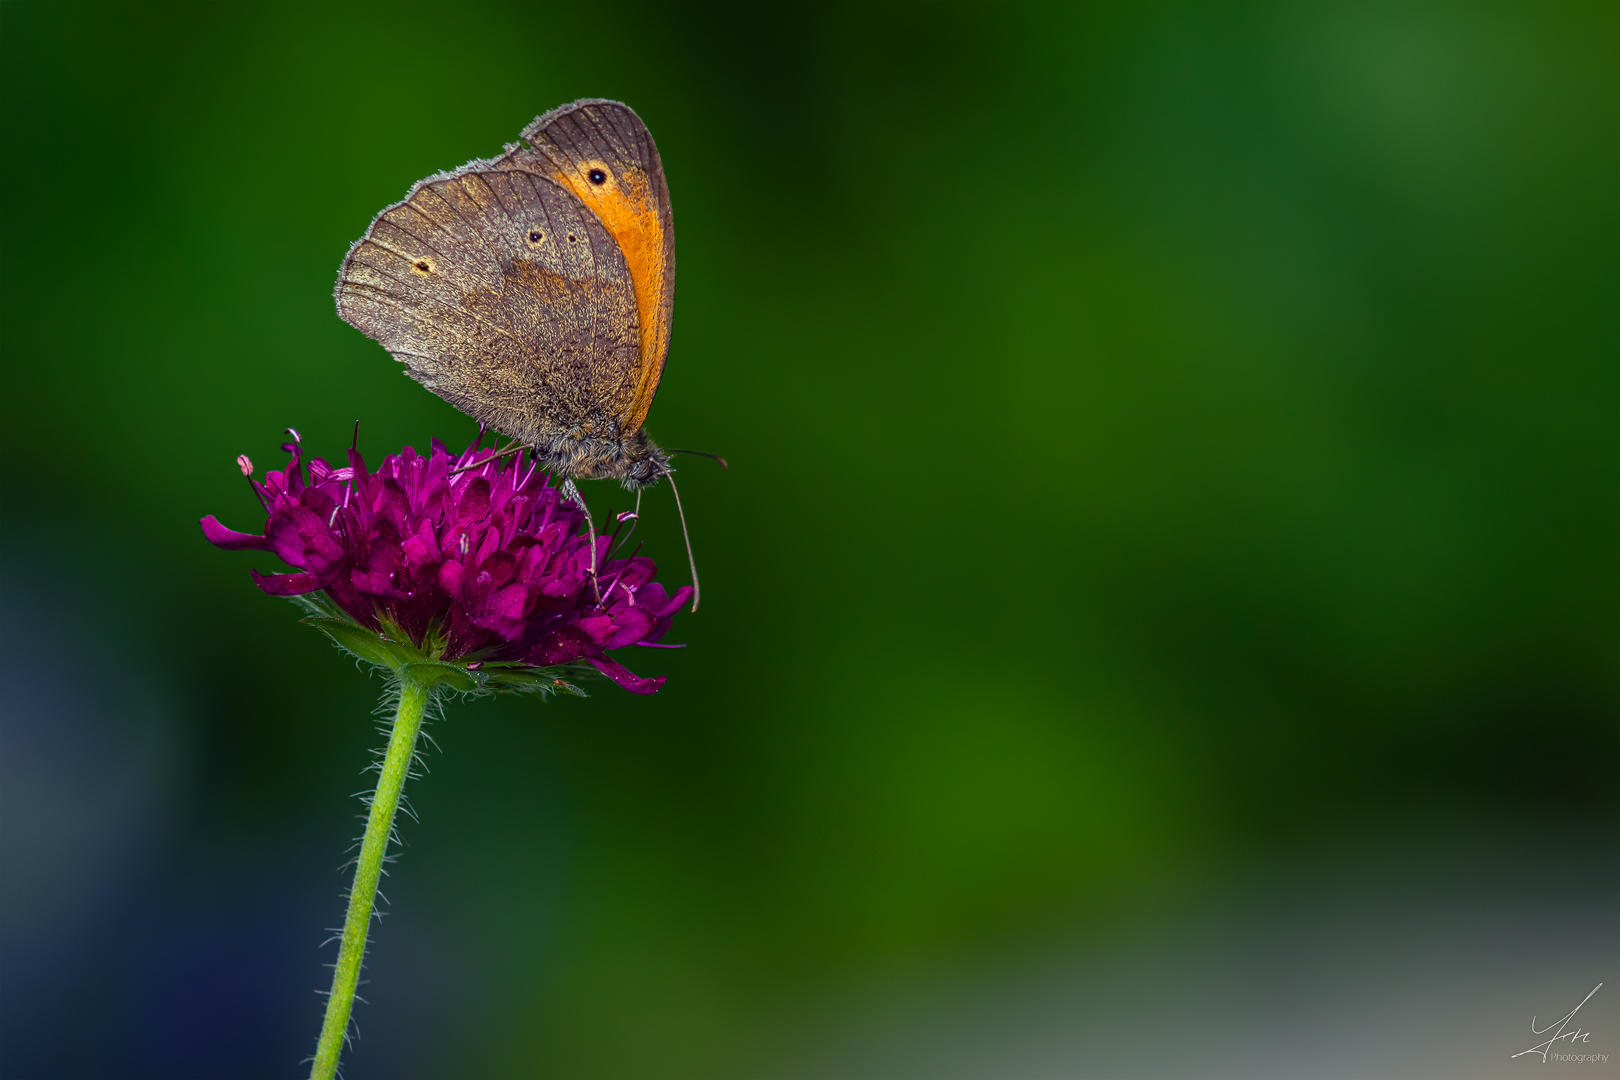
[202,432,690,694]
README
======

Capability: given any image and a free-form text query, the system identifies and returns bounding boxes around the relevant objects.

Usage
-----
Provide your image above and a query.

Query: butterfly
[335,98,678,490]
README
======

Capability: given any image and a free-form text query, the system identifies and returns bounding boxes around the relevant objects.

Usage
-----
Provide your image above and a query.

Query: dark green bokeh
[1,3,1614,1077]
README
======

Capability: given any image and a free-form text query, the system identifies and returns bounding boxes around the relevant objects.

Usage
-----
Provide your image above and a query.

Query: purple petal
[250,569,320,596]
[400,519,440,569]
[588,655,666,695]
[266,506,345,571]
[455,476,491,529]
[573,613,617,647]
[645,585,694,618]
[200,515,272,551]
[351,567,409,599]
[602,608,656,650]
[524,624,599,666]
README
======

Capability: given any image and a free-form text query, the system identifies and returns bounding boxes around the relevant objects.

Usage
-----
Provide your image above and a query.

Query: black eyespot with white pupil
[587,168,607,185]
[528,230,542,242]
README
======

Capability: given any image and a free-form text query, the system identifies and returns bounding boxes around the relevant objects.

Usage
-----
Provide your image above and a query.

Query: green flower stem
[310,673,432,1080]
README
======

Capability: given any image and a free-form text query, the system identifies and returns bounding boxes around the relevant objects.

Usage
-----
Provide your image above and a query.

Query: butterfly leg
[562,479,603,606]
[448,438,526,478]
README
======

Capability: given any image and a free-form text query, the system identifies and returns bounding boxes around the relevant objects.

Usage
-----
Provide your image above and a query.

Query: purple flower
[202,433,690,694]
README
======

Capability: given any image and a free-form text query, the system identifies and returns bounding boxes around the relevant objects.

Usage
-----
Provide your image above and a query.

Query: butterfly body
[335,99,676,489]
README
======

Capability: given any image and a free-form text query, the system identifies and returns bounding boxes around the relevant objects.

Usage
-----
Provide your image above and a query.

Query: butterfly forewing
[498,99,675,434]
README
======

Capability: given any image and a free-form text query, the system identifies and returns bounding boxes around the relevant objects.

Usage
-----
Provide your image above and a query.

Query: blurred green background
[1,3,1615,1078]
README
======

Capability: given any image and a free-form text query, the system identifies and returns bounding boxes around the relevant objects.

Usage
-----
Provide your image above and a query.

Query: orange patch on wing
[553,162,668,433]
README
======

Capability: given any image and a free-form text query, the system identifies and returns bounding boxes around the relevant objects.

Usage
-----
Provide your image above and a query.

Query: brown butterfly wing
[335,161,642,444]
[496,99,675,435]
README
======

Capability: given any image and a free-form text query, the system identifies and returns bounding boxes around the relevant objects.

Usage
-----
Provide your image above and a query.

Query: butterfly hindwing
[335,161,642,440]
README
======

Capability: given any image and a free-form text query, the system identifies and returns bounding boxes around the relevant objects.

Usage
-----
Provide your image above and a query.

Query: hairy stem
[310,674,431,1080]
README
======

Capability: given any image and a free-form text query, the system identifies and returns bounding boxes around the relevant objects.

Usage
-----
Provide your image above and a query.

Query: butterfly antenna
[668,448,729,470]
[664,471,701,612]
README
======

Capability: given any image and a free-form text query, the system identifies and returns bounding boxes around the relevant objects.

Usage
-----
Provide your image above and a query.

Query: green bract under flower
[288,590,589,697]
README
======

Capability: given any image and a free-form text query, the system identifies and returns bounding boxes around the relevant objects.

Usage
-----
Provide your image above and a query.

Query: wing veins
[340,258,518,340]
